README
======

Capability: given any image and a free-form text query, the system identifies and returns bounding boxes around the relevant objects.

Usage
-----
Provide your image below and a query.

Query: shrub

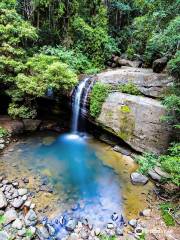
[168,51,180,79]
[118,82,142,95]
[135,153,158,175]
[41,46,100,74]
[0,127,8,138]
[90,83,110,118]
[160,203,176,226]
[8,103,37,119]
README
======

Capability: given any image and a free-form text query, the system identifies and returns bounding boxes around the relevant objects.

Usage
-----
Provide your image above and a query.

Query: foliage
[90,83,110,118]
[135,153,158,175]
[162,94,180,129]
[160,203,176,226]
[41,46,100,74]
[118,82,142,95]
[99,235,117,240]
[168,51,180,79]
[136,143,180,186]
[159,143,180,186]
[137,233,146,240]
[0,127,9,138]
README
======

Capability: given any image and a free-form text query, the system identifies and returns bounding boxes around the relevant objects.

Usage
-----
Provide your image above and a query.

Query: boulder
[97,92,171,153]
[0,116,24,135]
[23,119,41,131]
[153,57,168,73]
[148,169,161,181]
[96,67,173,98]
[130,172,148,185]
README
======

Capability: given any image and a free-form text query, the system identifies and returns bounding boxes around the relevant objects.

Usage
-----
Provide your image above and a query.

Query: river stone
[0,231,9,240]
[154,166,170,178]
[148,169,161,181]
[142,209,151,217]
[69,233,80,240]
[0,144,5,150]
[0,190,7,209]
[113,145,131,156]
[128,219,137,228]
[25,209,37,226]
[12,218,23,230]
[4,209,17,225]
[96,92,171,154]
[116,227,124,236]
[66,219,77,231]
[131,172,148,185]
[18,188,28,196]
[0,139,5,144]
[36,225,50,240]
[11,197,23,208]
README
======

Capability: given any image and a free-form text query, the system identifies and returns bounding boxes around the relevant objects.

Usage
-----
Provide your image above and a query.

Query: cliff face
[85,67,173,154]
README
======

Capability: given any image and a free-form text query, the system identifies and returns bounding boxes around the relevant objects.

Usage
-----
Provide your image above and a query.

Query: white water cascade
[71,77,90,132]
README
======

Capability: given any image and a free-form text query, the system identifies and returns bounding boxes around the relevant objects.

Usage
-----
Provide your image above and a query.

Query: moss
[119,105,131,113]
[118,105,135,141]
[118,82,142,95]
[90,82,110,118]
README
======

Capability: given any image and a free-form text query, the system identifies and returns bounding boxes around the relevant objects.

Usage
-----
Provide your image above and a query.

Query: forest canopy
[0,0,179,118]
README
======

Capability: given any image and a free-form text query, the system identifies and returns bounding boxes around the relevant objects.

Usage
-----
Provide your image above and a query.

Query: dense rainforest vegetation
[1,0,179,119]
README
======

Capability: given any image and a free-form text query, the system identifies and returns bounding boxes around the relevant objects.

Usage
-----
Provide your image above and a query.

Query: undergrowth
[118,82,142,95]
[0,127,8,138]
[159,203,176,226]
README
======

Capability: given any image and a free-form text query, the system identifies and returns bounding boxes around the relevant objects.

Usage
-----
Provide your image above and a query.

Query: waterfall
[71,77,90,132]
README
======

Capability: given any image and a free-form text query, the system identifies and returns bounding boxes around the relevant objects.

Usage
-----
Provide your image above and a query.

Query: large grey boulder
[97,92,171,153]
[96,67,173,98]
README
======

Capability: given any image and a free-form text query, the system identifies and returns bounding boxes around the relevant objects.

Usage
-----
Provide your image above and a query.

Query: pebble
[142,209,151,217]
[18,188,28,196]
[11,197,23,208]
[12,218,23,230]
[66,219,77,231]
[25,209,37,226]
[128,219,137,228]
[107,223,114,229]
[116,227,124,236]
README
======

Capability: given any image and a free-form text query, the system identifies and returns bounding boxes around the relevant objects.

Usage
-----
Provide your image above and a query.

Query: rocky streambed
[0,131,179,240]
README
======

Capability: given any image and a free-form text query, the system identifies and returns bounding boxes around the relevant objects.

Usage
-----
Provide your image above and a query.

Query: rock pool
[0,131,153,238]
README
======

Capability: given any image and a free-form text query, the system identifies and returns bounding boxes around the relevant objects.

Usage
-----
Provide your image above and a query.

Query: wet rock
[0,230,9,240]
[11,197,23,208]
[128,219,137,228]
[116,227,124,236]
[69,233,80,240]
[36,225,50,240]
[154,166,170,178]
[12,182,19,187]
[25,209,37,226]
[131,172,148,185]
[113,145,131,156]
[0,190,7,209]
[18,229,26,237]
[134,226,143,236]
[148,169,161,181]
[23,119,41,131]
[153,57,168,73]
[0,139,5,144]
[18,188,28,196]
[142,209,151,217]
[4,209,17,225]
[66,219,77,231]
[12,218,23,230]
[94,228,101,236]
[107,223,115,229]
[46,223,55,236]
[0,144,5,150]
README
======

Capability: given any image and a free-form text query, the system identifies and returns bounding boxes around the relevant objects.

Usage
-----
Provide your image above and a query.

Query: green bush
[41,46,100,74]
[8,103,37,119]
[159,143,180,186]
[90,83,110,118]
[0,127,8,138]
[160,203,176,226]
[135,153,158,175]
[118,82,142,95]
[168,51,180,79]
